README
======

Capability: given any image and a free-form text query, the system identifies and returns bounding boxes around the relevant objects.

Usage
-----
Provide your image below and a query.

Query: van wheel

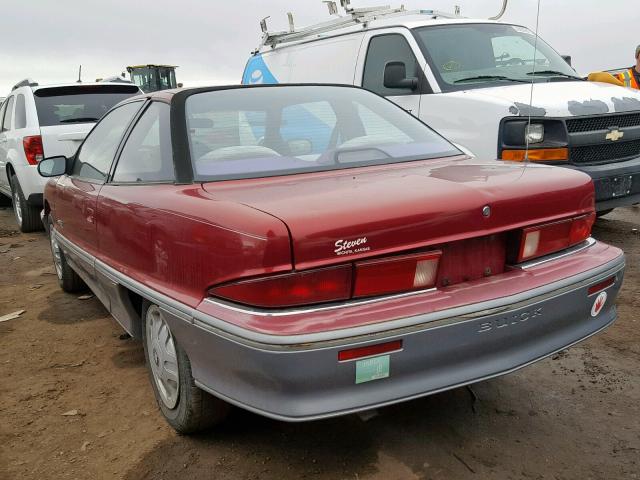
[48,216,86,293]
[142,301,229,434]
[10,175,43,232]
[596,209,614,218]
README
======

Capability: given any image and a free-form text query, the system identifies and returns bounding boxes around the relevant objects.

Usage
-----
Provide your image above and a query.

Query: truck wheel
[48,216,86,292]
[10,175,43,232]
[142,301,229,434]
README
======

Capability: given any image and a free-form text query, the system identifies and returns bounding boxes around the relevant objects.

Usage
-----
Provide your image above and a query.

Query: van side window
[363,34,420,97]
[2,96,15,132]
[14,94,27,129]
[112,102,174,183]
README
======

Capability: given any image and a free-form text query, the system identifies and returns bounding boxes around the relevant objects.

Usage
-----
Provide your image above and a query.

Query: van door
[356,30,431,117]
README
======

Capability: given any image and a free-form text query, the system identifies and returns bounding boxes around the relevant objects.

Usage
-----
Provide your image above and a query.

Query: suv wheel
[48,216,86,292]
[142,301,229,433]
[10,175,43,232]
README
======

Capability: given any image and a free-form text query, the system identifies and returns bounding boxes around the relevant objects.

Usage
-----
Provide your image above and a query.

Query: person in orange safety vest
[614,45,640,89]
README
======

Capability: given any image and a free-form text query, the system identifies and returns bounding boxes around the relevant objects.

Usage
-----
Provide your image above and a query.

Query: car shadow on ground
[38,290,109,325]
[123,380,519,479]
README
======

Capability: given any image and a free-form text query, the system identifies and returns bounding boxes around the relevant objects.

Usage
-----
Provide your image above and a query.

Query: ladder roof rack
[258,4,459,49]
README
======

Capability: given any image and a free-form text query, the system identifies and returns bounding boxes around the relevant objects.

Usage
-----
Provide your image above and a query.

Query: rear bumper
[567,156,640,210]
[162,253,625,422]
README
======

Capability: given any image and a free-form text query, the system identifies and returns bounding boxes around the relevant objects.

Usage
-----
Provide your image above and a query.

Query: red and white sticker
[591,291,607,317]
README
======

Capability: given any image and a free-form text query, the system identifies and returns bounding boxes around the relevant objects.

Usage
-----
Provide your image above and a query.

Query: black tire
[142,300,229,434]
[10,174,43,232]
[596,208,614,218]
[0,193,11,207]
[47,216,86,293]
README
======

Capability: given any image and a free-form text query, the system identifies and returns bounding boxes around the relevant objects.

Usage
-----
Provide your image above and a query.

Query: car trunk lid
[203,158,594,272]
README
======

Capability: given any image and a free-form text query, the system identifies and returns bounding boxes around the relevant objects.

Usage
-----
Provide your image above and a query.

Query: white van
[242,6,640,213]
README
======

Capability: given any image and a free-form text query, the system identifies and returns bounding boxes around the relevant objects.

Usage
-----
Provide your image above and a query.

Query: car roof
[30,82,141,92]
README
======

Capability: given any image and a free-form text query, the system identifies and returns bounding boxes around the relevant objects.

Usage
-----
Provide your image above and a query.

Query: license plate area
[596,175,633,200]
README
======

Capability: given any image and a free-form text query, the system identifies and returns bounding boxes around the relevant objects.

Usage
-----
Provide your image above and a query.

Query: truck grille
[571,139,640,164]
[566,112,640,133]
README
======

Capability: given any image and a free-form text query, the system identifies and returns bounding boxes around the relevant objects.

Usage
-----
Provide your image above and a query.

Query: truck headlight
[525,124,544,144]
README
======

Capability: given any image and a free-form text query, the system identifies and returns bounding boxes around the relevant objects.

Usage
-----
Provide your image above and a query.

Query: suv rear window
[33,85,140,126]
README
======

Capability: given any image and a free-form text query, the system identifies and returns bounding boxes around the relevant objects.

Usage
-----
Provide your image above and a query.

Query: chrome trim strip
[205,287,438,317]
[195,315,617,423]
[54,230,625,350]
[516,238,596,269]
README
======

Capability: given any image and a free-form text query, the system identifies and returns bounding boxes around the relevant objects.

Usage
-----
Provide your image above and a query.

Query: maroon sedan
[37,85,625,433]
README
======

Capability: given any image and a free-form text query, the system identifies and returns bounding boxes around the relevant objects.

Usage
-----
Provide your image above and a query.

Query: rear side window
[72,101,142,182]
[2,96,14,131]
[362,34,420,97]
[112,102,174,183]
[33,85,140,127]
[14,94,27,129]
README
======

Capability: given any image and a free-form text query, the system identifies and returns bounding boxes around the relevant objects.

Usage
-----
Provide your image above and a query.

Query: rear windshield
[185,86,460,181]
[34,85,140,126]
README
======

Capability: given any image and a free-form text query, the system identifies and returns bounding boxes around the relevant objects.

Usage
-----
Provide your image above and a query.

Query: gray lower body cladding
[164,259,624,422]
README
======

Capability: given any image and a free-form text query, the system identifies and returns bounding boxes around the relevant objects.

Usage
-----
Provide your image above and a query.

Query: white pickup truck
[243,6,640,213]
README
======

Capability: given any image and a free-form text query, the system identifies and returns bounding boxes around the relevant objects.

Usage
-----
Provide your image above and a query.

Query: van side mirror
[38,156,68,177]
[561,55,572,66]
[383,61,418,90]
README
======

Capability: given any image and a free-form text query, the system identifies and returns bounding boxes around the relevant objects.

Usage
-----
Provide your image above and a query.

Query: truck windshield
[34,85,140,126]
[186,85,461,181]
[413,23,580,92]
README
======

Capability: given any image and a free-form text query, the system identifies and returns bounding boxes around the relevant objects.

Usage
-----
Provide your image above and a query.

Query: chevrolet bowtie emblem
[605,128,624,142]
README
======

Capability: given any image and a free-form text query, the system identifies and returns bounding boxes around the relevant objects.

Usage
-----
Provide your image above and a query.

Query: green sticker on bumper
[355,355,390,384]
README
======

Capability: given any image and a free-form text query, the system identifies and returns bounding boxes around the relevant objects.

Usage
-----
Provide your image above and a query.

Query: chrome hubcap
[50,232,63,280]
[13,189,22,225]
[146,305,180,409]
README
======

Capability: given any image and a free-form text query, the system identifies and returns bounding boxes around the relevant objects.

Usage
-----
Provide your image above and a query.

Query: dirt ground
[0,206,638,480]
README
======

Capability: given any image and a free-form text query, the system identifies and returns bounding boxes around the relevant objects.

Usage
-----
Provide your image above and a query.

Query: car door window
[362,34,420,97]
[71,101,142,182]
[1,96,14,132]
[112,102,174,183]
[14,94,27,129]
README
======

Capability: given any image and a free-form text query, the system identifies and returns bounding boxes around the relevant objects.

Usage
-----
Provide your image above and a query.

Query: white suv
[0,80,141,231]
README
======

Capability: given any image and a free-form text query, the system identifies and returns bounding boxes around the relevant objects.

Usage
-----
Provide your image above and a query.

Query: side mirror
[37,156,68,177]
[383,61,418,90]
[561,55,572,66]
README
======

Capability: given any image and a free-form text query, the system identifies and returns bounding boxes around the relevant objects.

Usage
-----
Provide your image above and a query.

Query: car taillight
[517,213,595,263]
[209,265,352,308]
[353,251,441,298]
[23,135,44,165]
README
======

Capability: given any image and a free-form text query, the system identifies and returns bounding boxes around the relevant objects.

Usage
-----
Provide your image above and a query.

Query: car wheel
[142,301,229,434]
[48,216,86,292]
[596,209,614,218]
[10,174,43,232]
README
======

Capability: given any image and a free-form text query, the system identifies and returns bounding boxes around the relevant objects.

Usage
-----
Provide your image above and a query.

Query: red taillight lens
[338,340,403,362]
[353,251,441,298]
[587,276,615,296]
[209,265,352,308]
[23,135,44,165]
[517,213,595,262]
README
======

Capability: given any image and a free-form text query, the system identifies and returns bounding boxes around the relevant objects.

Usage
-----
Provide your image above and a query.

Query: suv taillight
[516,213,595,263]
[23,136,44,165]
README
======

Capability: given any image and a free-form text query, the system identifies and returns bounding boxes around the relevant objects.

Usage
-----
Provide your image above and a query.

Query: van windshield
[185,85,461,181]
[413,23,581,92]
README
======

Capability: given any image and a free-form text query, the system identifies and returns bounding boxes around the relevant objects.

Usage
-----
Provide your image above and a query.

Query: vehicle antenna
[77,65,82,83]
[524,0,541,163]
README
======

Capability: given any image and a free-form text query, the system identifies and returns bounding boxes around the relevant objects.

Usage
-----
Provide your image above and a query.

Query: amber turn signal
[502,148,569,162]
